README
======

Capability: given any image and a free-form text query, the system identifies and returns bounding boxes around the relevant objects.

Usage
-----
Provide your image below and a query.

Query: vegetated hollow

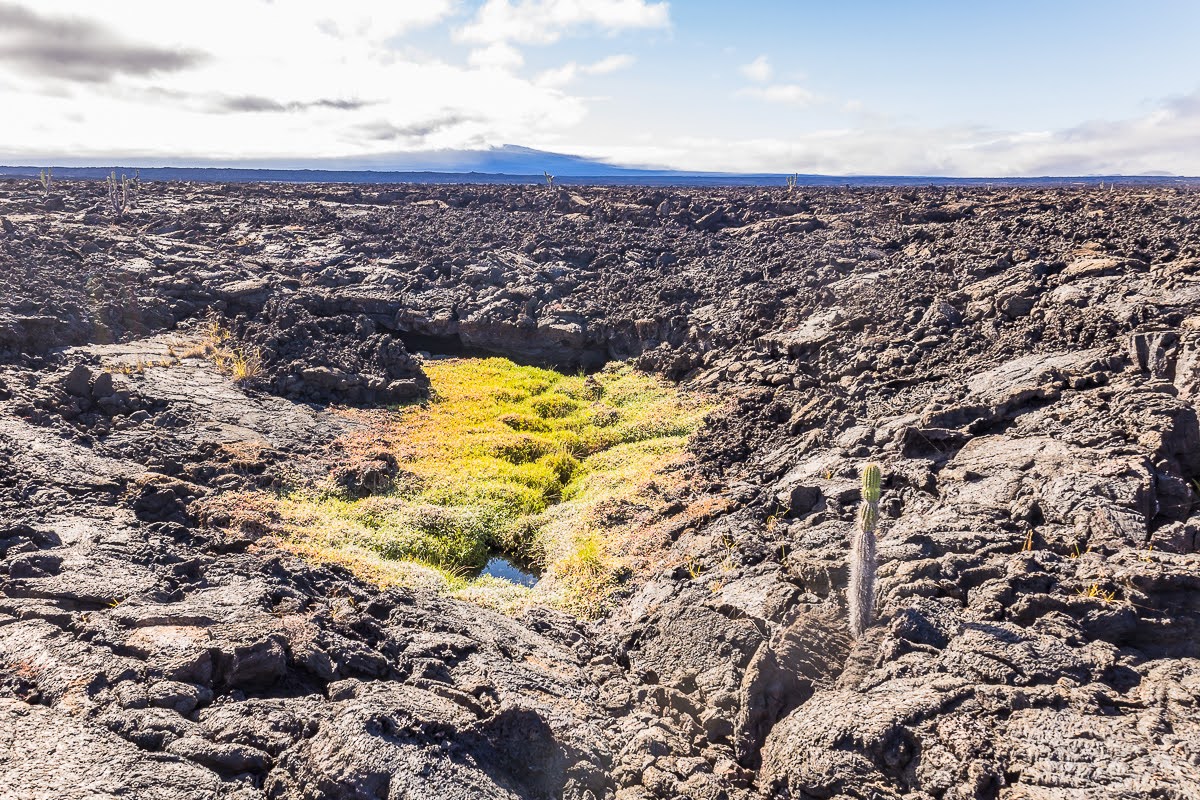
[210,356,715,615]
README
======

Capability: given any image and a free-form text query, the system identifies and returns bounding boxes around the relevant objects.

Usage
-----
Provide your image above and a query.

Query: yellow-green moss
[242,358,715,616]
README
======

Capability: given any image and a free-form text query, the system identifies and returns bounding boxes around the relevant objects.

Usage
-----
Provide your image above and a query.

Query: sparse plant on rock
[105,170,140,217]
[180,316,262,385]
[1078,582,1119,603]
[849,463,881,638]
[38,167,52,199]
[210,340,262,384]
[226,346,263,384]
[786,173,798,193]
[106,171,128,218]
[544,170,555,189]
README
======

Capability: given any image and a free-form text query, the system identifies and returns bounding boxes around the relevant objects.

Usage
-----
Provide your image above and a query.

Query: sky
[1,0,1199,176]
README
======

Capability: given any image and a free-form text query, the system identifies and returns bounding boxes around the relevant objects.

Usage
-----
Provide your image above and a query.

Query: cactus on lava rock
[106,171,128,218]
[849,463,881,638]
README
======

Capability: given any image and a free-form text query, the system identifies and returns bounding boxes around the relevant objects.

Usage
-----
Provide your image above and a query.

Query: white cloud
[740,55,771,82]
[0,0,587,161]
[740,84,818,107]
[586,53,636,75]
[310,0,458,40]
[468,43,525,72]
[565,89,1200,175]
[457,0,669,45]
[537,54,636,87]
[537,63,578,87]
[737,56,815,108]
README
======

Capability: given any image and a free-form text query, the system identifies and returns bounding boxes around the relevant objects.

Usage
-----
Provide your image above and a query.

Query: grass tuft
[180,317,262,385]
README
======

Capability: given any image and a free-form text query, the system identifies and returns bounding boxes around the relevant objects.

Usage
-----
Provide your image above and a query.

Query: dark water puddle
[479,555,540,587]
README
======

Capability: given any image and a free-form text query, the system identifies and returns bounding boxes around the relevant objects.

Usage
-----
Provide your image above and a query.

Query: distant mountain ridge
[0,144,1195,186]
[0,144,676,178]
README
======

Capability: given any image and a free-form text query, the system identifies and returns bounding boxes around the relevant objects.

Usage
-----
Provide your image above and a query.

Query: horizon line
[0,164,1196,184]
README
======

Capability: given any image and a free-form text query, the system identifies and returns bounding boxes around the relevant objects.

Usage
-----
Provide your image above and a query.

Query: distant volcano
[343,144,680,176]
[0,144,687,177]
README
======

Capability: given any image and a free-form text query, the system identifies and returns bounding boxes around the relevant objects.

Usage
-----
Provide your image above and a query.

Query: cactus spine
[849,463,881,638]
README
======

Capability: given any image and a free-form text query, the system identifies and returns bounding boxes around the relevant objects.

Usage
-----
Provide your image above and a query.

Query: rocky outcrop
[236,297,428,406]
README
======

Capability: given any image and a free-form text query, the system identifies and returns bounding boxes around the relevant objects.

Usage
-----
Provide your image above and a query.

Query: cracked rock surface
[1,179,1200,798]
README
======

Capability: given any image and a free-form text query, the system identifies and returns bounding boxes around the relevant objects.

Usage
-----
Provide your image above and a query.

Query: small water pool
[479,555,540,587]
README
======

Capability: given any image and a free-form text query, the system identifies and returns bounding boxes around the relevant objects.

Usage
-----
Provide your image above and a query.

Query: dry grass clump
[108,356,179,375]
[231,357,715,616]
[219,347,264,383]
[182,318,263,384]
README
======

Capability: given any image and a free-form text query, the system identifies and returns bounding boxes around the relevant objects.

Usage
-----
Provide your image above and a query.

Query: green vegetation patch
[224,357,714,616]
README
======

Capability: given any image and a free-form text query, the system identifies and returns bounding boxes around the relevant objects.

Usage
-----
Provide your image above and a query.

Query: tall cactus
[106,171,128,218]
[849,463,881,638]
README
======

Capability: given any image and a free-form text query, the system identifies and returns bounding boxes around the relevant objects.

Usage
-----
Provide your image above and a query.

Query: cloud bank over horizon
[1,0,1198,176]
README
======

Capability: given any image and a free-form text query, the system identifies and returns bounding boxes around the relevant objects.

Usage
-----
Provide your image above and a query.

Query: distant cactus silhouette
[848,463,881,638]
